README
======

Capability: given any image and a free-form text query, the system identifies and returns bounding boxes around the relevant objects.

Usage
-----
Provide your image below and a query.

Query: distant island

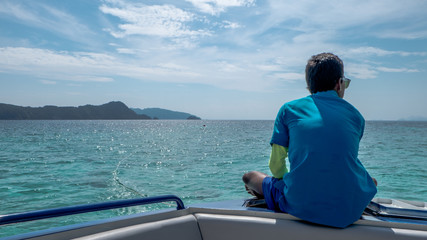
[131,108,201,120]
[0,102,201,120]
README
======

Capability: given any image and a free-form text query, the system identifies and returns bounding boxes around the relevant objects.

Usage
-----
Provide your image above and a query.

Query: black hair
[305,53,344,94]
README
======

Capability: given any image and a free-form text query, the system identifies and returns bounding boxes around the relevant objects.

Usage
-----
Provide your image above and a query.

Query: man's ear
[334,79,345,98]
[334,80,341,91]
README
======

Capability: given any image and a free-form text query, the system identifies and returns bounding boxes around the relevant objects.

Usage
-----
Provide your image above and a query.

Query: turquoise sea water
[1,120,426,237]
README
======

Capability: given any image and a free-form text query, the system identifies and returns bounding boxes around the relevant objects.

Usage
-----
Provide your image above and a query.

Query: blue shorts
[262,176,286,212]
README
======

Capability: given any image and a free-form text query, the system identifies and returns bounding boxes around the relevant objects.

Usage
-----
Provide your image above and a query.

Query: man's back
[274,90,377,228]
[243,52,377,228]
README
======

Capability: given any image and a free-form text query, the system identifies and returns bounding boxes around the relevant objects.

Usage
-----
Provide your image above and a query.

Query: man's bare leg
[372,177,378,186]
[242,171,268,198]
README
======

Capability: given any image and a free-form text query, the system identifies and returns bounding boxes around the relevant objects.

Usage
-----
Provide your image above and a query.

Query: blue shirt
[271,90,377,228]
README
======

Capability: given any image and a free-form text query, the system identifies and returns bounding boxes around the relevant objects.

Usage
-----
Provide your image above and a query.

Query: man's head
[305,53,348,97]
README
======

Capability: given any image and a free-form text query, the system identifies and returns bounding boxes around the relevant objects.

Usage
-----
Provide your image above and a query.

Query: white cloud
[342,48,422,79]
[216,61,243,72]
[222,21,241,29]
[0,46,293,92]
[1,0,427,120]
[378,28,427,40]
[256,64,283,71]
[116,48,137,54]
[157,63,190,71]
[0,47,117,82]
[40,80,56,85]
[0,1,95,45]
[271,72,304,82]
[377,67,419,73]
[2,1,426,96]
[346,63,378,79]
[81,76,115,82]
[263,0,427,44]
[186,0,255,15]
[347,47,427,57]
[0,47,206,85]
[100,2,210,38]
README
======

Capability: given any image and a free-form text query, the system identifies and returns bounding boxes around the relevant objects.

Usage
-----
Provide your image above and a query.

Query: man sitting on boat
[243,52,378,228]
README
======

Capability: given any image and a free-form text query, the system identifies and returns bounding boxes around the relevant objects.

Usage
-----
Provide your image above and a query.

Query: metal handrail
[0,195,185,226]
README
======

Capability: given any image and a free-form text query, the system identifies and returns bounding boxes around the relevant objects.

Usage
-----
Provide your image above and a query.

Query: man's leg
[242,171,268,198]
[372,177,378,186]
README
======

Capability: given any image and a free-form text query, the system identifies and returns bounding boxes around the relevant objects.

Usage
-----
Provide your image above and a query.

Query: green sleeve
[268,144,288,178]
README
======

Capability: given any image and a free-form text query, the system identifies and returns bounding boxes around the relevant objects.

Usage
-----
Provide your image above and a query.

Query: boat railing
[0,194,185,226]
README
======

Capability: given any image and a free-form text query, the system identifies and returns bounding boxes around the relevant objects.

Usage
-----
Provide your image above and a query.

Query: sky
[1,0,427,120]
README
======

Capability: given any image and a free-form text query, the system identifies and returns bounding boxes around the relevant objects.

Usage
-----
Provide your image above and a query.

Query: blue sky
[1,0,426,120]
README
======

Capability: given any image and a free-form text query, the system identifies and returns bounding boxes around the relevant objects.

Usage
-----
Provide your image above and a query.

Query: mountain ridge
[0,102,200,120]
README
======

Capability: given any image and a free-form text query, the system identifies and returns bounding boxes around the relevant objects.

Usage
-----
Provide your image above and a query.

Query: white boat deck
[3,199,427,240]
[2,197,427,240]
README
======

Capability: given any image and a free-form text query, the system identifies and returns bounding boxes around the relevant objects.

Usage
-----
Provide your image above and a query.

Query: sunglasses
[341,77,351,89]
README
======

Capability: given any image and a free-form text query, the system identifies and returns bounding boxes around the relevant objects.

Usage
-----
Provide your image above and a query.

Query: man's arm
[269,144,288,178]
